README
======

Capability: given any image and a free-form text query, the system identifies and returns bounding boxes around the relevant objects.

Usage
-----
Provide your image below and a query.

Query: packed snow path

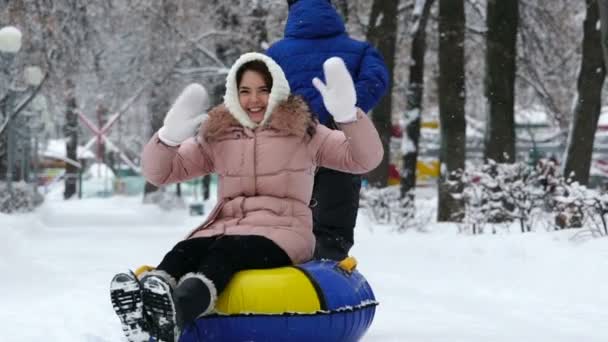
[1,194,607,341]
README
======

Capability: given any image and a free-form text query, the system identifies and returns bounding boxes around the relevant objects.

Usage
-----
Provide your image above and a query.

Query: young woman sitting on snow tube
[109,52,383,342]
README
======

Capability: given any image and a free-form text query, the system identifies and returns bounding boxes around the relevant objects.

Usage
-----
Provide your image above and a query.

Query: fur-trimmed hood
[201,95,315,142]
[223,52,291,129]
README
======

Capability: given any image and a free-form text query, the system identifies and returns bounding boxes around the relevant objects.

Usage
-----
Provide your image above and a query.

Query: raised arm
[141,135,214,187]
[141,83,212,186]
[311,57,383,173]
[311,111,382,173]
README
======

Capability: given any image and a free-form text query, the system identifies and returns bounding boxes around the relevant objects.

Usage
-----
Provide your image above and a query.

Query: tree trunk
[96,102,108,162]
[562,0,606,185]
[366,0,398,187]
[483,0,519,163]
[401,0,435,201]
[143,82,170,197]
[599,0,608,69]
[437,0,466,222]
[63,79,78,199]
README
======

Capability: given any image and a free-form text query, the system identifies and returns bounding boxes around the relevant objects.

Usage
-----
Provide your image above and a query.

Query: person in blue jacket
[267,0,389,261]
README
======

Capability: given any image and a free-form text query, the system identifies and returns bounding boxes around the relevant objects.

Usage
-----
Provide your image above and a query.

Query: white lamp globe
[24,66,43,86]
[0,26,23,53]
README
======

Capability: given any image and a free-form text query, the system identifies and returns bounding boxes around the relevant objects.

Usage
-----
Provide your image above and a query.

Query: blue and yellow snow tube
[179,257,378,342]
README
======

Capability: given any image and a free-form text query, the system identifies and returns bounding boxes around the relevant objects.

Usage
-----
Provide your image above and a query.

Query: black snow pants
[312,166,362,261]
[156,235,291,293]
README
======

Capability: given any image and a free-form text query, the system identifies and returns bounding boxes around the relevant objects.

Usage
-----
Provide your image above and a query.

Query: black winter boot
[110,271,150,342]
[174,273,218,330]
[140,271,178,342]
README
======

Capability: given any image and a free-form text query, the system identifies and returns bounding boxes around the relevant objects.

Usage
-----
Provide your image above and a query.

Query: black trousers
[156,235,291,293]
[312,167,361,261]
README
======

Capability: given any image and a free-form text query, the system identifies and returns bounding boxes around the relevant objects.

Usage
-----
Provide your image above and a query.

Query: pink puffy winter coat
[141,53,383,263]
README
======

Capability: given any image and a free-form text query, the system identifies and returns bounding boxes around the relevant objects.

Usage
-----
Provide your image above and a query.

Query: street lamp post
[23,66,43,187]
[5,93,16,192]
[0,26,22,195]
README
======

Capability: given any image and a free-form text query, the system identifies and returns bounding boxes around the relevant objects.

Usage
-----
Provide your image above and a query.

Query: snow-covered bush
[458,169,488,234]
[581,192,608,237]
[553,181,608,239]
[0,181,43,213]
[360,185,431,231]
[463,157,608,238]
[460,160,546,234]
[534,158,590,231]
[551,178,584,229]
[361,158,608,239]
[360,185,403,223]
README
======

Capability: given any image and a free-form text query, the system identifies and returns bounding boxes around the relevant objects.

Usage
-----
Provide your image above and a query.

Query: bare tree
[1,0,50,186]
[63,79,78,199]
[562,0,606,185]
[483,0,519,163]
[30,0,100,199]
[517,1,584,127]
[142,1,181,198]
[599,0,608,68]
[401,0,436,202]
[366,0,399,187]
[437,0,466,222]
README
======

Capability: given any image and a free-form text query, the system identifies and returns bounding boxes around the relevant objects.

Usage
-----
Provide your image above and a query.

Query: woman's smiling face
[238,70,270,124]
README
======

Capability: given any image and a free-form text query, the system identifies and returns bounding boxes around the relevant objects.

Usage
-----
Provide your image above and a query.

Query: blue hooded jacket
[267,0,389,125]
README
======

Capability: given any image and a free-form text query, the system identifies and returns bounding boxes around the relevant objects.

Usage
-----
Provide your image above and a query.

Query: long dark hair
[236,60,273,90]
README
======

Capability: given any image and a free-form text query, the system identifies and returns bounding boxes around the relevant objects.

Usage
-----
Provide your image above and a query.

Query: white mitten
[158,83,209,146]
[312,57,357,123]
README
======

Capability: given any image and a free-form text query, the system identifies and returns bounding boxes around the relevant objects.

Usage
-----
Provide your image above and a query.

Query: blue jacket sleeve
[355,45,389,113]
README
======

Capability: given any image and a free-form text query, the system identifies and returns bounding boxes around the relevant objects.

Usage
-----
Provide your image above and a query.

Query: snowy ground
[1,187,607,341]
